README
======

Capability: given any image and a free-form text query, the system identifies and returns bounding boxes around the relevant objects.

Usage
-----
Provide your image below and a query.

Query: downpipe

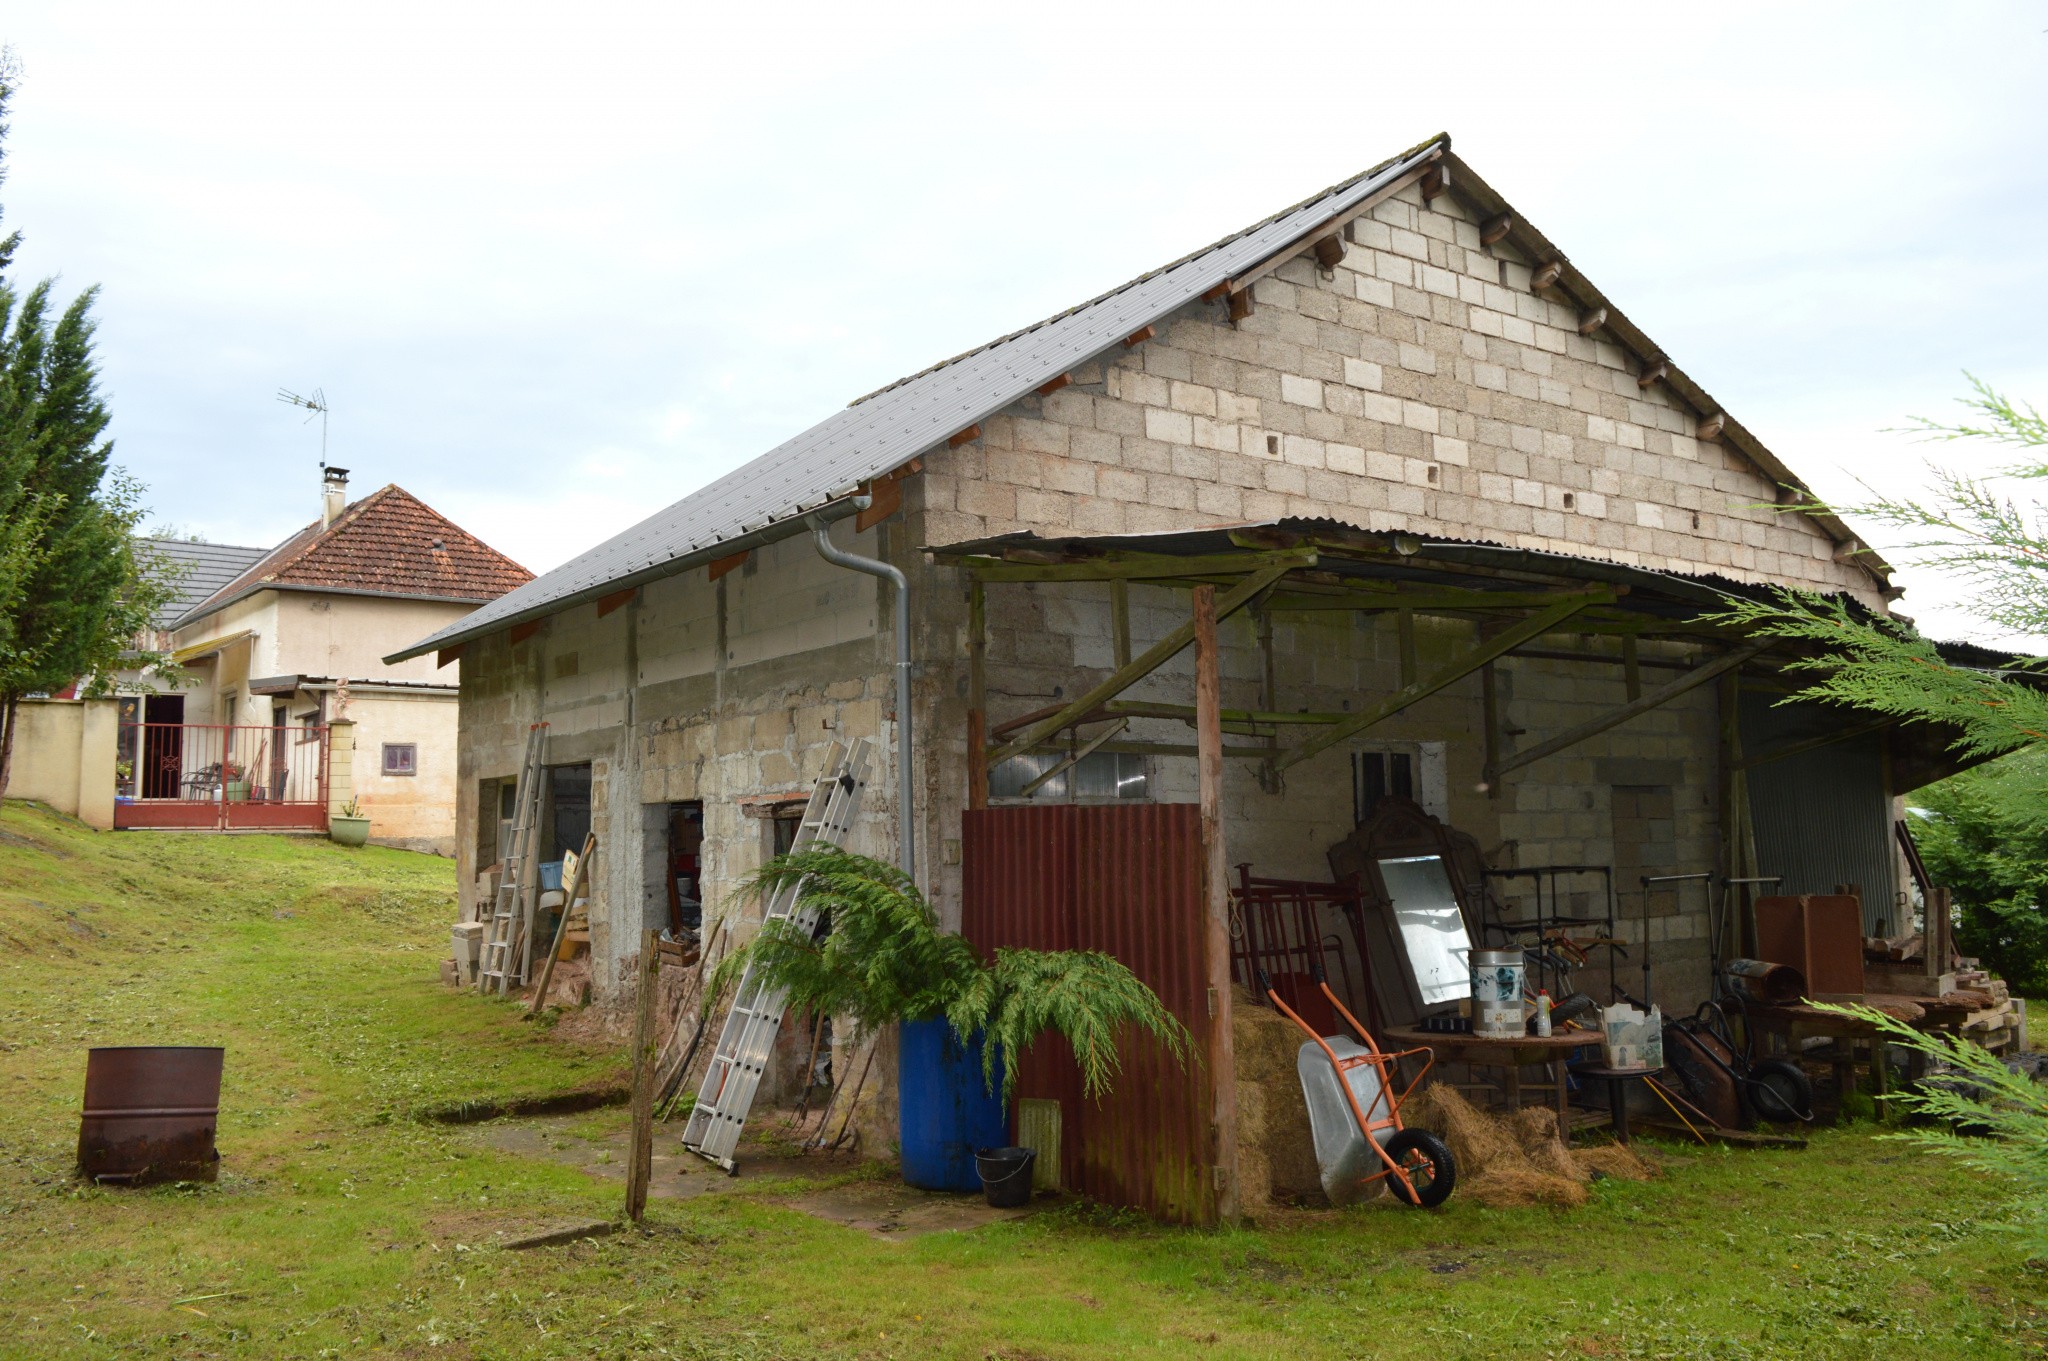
[807,510,915,884]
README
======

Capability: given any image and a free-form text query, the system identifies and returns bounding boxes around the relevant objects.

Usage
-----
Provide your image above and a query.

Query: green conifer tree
[0,53,171,796]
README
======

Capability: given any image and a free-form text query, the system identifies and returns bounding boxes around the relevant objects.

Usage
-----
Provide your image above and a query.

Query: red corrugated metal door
[961,803,1216,1225]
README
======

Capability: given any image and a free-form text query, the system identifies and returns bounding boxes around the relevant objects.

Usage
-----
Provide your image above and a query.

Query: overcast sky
[3,3,2044,641]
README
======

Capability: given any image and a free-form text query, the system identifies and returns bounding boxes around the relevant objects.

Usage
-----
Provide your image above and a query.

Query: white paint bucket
[1470,950,1526,1039]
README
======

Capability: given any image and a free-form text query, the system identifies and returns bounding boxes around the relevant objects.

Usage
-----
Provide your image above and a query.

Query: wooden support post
[1577,307,1608,335]
[1531,260,1564,290]
[968,581,988,810]
[1111,579,1131,668]
[1492,644,1769,780]
[1622,635,1641,702]
[1397,608,1417,688]
[1257,603,1279,792]
[987,555,1309,767]
[1928,886,1952,976]
[1481,660,1500,800]
[1717,669,1744,963]
[625,927,660,1223]
[1278,592,1607,771]
[1193,586,1239,1225]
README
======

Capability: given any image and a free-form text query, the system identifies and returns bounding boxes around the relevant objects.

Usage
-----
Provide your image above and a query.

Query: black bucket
[975,1145,1036,1208]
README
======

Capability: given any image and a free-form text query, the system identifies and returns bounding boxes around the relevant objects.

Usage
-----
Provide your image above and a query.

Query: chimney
[320,465,350,529]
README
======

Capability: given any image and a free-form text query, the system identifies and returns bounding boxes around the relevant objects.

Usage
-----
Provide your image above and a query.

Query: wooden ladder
[479,724,548,995]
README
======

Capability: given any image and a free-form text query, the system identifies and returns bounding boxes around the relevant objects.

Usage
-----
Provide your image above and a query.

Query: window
[989,751,1148,802]
[382,743,418,777]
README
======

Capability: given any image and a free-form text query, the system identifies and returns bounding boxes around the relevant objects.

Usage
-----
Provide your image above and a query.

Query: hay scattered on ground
[1405,1085,1655,1209]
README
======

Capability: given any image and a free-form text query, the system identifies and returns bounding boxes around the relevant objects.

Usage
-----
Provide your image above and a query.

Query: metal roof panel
[387,139,1447,661]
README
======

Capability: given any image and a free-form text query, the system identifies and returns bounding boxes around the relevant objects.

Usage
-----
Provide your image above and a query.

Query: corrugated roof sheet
[386,138,1449,662]
[174,485,533,631]
[137,537,270,628]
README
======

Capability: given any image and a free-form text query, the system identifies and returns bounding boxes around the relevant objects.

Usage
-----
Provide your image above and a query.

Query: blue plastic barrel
[897,1017,1007,1192]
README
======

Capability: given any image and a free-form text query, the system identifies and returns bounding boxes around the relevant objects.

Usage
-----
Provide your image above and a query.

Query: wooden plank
[1121,325,1156,347]
[1492,643,1769,778]
[509,619,543,646]
[1194,585,1239,1224]
[528,832,597,1016]
[1577,307,1608,335]
[437,643,466,669]
[596,587,637,618]
[985,555,1311,767]
[1103,699,1347,726]
[1480,213,1512,246]
[1636,1119,1807,1150]
[854,474,903,532]
[1263,587,1613,614]
[1019,719,1127,797]
[1035,373,1072,397]
[624,927,660,1223]
[1531,260,1564,290]
[946,423,982,449]
[1637,358,1669,390]
[1277,592,1609,771]
[707,551,748,582]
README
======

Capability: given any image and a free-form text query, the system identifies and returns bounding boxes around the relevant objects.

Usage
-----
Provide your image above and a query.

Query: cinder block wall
[456,519,902,1014]
[915,180,1876,605]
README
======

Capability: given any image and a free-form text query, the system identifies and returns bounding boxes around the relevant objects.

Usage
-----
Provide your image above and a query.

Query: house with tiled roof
[139,467,531,852]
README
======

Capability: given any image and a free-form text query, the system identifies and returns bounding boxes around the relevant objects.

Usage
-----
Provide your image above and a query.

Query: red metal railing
[115,723,330,831]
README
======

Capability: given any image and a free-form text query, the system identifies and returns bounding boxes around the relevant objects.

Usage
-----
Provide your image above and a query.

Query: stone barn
[391,134,1978,1221]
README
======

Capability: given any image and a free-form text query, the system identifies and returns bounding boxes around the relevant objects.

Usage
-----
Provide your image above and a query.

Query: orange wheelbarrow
[1259,969,1456,1208]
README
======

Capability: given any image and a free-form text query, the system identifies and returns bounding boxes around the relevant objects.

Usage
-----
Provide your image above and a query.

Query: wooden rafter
[1489,642,1771,780]
[983,554,1311,768]
[1275,591,1611,771]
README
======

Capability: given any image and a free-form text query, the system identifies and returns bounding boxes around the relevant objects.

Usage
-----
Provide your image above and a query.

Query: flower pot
[222,779,251,803]
[329,815,371,847]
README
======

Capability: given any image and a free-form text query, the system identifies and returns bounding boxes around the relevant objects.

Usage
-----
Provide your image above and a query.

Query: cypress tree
[0,55,172,796]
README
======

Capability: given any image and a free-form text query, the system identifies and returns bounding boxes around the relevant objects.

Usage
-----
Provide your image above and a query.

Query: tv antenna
[277,386,329,460]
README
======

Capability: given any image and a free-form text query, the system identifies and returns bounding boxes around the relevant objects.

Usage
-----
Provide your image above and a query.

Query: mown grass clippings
[0,800,2042,1359]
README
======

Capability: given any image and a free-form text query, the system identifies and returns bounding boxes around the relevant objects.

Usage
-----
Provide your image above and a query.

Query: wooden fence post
[625,928,660,1222]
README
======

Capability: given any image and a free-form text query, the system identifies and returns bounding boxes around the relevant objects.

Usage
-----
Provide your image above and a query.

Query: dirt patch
[0,825,67,855]
[469,1111,1037,1239]
[419,1076,629,1125]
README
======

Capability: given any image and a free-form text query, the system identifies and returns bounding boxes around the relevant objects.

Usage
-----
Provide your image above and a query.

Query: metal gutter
[807,510,916,882]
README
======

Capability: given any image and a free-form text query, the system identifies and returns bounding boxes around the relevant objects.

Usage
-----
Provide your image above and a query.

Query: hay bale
[1231,986,1323,1204]
[1573,1141,1655,1183]
[1402,1083,1651,1209]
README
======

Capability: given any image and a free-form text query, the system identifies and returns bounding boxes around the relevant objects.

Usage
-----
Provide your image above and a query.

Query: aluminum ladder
[479,723,548,995]
[682,737,872,1170]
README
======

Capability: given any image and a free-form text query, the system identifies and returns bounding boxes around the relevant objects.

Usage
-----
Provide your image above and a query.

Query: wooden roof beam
[985,555,1311,767]
[1277,590,1611,770]
[1489,643,1769,780]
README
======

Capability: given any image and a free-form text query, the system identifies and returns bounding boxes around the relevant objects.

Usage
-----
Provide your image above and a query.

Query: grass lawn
[0,799,2041,1360]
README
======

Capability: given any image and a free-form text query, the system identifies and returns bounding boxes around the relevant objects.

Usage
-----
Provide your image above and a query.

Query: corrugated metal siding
[961,803,1216,1224]
[1742,694,1900,932]
[392,142,1446,662]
